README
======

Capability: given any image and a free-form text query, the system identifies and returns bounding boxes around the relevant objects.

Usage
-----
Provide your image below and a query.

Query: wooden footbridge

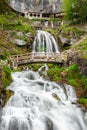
[10,52,68,68]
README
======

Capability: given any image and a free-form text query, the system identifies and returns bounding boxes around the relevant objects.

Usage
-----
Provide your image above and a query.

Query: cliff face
[9,0,62,13]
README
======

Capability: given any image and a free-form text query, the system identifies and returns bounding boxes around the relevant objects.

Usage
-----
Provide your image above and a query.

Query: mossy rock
[5,90,14,105]
[52,93,60,100]
[0,89,14,107]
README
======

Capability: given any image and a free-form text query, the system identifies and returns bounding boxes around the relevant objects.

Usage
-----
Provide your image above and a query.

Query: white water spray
[32,30,60,53]
[0,66,87,130]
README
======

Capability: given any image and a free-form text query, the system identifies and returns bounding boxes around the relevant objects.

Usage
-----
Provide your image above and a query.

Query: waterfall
[32,30,60,53]
[0,66,87,130]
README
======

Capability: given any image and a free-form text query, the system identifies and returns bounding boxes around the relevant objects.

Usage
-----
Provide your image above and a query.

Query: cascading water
[32,30,60,53]
[0,66,87,130]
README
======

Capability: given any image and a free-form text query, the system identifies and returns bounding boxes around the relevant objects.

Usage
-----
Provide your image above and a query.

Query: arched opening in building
[30,14,32,17]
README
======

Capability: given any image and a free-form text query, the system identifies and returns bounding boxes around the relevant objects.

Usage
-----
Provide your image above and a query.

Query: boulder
[60,71,67,78]
[14,39,27,46]
[59,35,70,47]
[52,93,60,100]
[25,32,31,37]
[70,38,77,45]
[16,32,23,37]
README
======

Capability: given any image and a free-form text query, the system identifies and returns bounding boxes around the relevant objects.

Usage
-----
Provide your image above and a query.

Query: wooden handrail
[9,52,67,68]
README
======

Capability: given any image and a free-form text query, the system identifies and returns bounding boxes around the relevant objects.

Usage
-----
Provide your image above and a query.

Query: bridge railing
[30,52,60,59]
[10,52,60,61]
[10,52,68,68]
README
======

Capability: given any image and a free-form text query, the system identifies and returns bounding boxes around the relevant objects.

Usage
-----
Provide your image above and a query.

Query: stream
[0,66,87,130]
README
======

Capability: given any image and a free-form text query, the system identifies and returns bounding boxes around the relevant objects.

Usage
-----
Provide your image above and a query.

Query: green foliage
[0,51,10,60]
[72,36,87,59]
[79,98,87,104]
[72,36,87,50]
[0,14,36,34]
[27,64,44,71]
[81,77,87,89]
[21,36,29,42]
[4,78,11,89]
[68,64,78,71]
[59,25,85,37]
[47,64,87,91]
[32,18,45,22]
[47,65,65,81]
[0,0,11,14]
[68,79,78,87]
[3,66,11,78]
[49,18,60,22]
[3,66,12,88]
[63,0,76,20]
[63,0,87,23]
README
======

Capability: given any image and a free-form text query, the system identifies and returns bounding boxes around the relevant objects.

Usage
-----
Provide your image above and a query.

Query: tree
[63,0,76,21]
[77,0,87,24]
[63,0,87,23]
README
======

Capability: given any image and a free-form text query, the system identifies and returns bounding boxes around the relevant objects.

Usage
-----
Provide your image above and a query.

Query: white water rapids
[0,66,87,130]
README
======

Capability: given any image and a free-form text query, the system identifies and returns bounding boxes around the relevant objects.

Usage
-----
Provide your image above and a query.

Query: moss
[58,25,86,36]
[3,66,12,88]
[47,64,87,91]
[47,65,65,81]
[81,77,87,89]
[71,36,87,59]
[28,64,44,71]
[0,14,36,34]
[79,98,87,104]
[68,64,78,71]
[5,90,14,104]
[68,79,78,87]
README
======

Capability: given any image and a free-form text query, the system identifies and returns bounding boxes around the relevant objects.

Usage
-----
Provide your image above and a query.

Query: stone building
[9,0,63,19]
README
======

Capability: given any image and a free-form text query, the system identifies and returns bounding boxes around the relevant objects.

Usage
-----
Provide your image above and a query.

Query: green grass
[72,37,87,50]
[47,64,87,90]
[72,36,87,59]
[79,98,87,104]
[3,66,12,88]
[68,79,78,87]
[0,14,36,34]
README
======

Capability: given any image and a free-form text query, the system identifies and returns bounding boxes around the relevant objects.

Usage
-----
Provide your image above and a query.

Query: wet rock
[45,117,53,130]
[33,21,41,27]
[16,32,23,37]
[8,117,19,130]
[65,49,87,76]
[0,108,2,123]
[0,90,14,107]
[14,39,27,46]
[70,38,77,45]
[60,71,67,78]
[0,90,6,107]
[59,35,70,47]
[25,32,31,37]
[52,93,60,100]
[78,58,87,76]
